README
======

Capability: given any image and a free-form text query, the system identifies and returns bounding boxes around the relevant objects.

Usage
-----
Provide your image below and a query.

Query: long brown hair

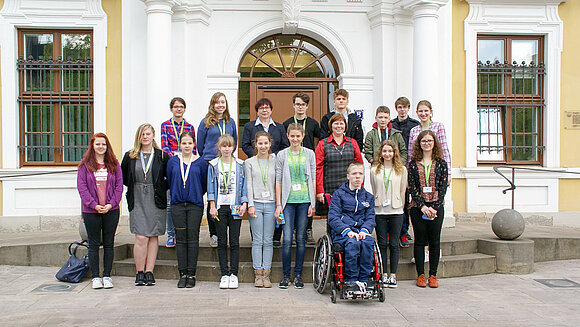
[373,140,404,175]
[129,124,160,159]
[411,130,443,162]
[204,92,231,128]
[253,131,272,155]
[79,133,118,173]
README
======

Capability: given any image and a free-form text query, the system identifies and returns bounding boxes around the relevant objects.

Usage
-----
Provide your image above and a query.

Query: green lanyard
[423,159,433,184]
[293,116,307,130]
[217,119,226,136]
[220,157,233,191]
[171,118,185,144]
[422,120,431,131]
[289,148,303,179]
[383,167,393,193]
[257,157,269,186]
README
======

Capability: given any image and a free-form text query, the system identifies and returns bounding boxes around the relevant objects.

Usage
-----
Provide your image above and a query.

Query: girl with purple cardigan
[77,133,123,289]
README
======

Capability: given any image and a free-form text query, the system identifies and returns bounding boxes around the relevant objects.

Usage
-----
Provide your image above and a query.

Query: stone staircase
[111,238,496,283]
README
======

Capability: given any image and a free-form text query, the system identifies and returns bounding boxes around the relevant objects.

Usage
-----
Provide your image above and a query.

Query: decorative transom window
[17,29,93,166]
[477,35,545,165]
[238,34,339,78]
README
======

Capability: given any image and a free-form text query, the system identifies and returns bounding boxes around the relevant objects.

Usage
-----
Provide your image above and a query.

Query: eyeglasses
[258,106,271,111]
[172,105,185,109]
[294,103,307,108]
[420,140,434,144]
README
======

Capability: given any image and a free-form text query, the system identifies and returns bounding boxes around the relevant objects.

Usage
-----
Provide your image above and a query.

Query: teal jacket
[363,123,408,165]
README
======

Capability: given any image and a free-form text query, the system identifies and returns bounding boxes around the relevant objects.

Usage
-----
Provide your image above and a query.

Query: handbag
[55,241,89,283]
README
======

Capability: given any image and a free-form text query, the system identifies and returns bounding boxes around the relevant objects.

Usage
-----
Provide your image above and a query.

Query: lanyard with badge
[140,150,154,183]
[220,157,234,204]
[171,118,185,148]
[382,167,393,207]
[217,119,226,136]
[422,159,433,193]
[257,157,271,198]
[289,148,304,191]
[179,154,193,189]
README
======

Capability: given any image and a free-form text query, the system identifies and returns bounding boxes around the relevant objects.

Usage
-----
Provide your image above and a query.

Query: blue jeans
[333,234,375,282]
[248,202,276,270]
[166,190,175,238]
[282,202,309,276]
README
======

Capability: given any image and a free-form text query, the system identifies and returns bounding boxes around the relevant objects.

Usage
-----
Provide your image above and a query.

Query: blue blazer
[241,120,289,157]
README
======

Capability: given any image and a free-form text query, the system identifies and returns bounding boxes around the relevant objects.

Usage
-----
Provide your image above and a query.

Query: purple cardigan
[77,162,123,213]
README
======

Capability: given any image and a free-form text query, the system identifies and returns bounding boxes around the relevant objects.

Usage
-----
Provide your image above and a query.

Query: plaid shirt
[160,118,196,157]
[408,121,451,173]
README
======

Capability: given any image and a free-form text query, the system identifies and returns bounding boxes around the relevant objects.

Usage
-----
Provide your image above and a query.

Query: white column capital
[142,0,181,15]
[399,0,448,19]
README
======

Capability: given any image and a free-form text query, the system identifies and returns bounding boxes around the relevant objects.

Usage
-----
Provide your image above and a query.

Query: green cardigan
[363,127,408,165]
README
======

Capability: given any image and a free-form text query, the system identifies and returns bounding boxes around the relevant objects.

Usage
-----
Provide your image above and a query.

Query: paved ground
[1,260,579,326]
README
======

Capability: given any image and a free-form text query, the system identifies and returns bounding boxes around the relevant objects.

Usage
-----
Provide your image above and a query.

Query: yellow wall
[102,0,123,157]
[451,0,469,212]
[558,1,580,211]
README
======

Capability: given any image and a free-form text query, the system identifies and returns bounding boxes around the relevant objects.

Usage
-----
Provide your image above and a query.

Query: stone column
[399,0,448,106]
[142,0,177,127]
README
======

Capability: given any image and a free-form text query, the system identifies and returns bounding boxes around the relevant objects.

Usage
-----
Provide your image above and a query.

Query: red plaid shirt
[160,118,196,156]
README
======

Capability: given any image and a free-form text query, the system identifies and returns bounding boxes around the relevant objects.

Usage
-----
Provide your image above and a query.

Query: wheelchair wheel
[373,239,384,282]
[331,289,337,303]
[312,234,332,294]
[378,287,385,302]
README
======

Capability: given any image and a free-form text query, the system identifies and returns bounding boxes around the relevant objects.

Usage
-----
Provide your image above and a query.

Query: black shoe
[177,274,187,288]
[186,275,196,288]
[145,271,155,286]
[279,275,290,289]
[135,271,146,286]
[294,275,304,289]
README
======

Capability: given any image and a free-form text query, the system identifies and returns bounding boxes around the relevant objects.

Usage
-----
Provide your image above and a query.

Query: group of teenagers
[76,88,451,292]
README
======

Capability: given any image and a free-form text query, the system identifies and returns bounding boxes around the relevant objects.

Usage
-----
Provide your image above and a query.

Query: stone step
[112,253,496,283]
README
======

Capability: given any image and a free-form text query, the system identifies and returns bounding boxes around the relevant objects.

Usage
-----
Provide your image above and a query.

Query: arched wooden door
[237,34,340,157]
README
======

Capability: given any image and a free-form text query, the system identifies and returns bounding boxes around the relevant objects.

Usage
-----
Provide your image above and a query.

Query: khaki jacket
[369,165,408,210]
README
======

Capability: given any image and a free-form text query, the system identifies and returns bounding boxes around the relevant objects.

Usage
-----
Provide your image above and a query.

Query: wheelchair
[312,230,386,303]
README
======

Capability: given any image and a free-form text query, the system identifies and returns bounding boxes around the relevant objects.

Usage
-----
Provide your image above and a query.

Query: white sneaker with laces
[388,276,398,288]
[229,274,239,289]
[210,235,218,248]
[382,275,390,288]
[219,275,230,289]
[102,277,114,289]
[92,277,103,289]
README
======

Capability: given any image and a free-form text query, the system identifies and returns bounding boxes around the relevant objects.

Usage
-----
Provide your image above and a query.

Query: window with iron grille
[17,29,93,166]
[477,35,545,165]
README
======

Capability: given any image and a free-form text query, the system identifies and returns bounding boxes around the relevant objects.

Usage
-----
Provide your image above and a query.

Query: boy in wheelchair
[328,161,376,294]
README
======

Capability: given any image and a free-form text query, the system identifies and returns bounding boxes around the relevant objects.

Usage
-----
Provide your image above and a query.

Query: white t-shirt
[217,163,237,208]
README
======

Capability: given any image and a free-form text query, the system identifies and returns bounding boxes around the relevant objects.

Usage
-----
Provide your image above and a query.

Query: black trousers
[214,206,241,276]
[375,213,404,274]
[83,209,120,278]
[410,205,444,277]
[171,202,203,275]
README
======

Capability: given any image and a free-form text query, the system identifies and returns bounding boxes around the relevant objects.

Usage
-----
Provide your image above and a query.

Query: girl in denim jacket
[208,134,248,289]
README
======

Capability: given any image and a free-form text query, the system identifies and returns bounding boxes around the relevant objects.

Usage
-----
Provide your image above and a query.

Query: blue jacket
[207,157,248,216]
[166,156,208,207]
[197,118,238,161]
[328,182,376,238]
[241,119,289,157]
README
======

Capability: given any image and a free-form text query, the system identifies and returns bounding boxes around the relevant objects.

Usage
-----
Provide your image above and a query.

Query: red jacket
[314,134,363,195]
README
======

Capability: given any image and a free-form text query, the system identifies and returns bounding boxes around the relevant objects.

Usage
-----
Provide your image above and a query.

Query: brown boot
[254,269,264,287]
[262,269,272,288]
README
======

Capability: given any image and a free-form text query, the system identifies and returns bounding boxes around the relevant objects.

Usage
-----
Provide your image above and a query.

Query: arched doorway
[237,34,340,156]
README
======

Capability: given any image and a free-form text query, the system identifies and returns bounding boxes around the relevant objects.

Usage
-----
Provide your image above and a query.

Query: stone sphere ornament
[491,209,525,240]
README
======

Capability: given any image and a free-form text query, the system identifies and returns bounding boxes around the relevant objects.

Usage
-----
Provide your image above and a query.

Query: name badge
[221,194,233,204]
[382,199,391,207]
[261,191,271,198]
[231,205,241,216]
[292,184,302,191]
[422,186,433,193]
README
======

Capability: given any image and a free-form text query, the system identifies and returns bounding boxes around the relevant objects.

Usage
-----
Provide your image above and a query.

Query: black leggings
[410,205,444,277]
[83,209,120,278]
[214,206,241,276]
[172,202,203,276]
[375,214,403,274]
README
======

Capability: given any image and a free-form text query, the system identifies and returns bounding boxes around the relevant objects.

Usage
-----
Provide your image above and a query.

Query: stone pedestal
[478,238,534,274]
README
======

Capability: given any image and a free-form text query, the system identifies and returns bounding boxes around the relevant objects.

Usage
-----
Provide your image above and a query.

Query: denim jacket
[207,157,248,218]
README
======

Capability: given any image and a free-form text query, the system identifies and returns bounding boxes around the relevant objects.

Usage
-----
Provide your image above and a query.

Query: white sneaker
[102,277,114,289]
[229,274,239,289]
[382,275,390,288]
[388,276,398,288]
[210,235,218,248]
[219,275,230,289]
[92,277,103,289]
